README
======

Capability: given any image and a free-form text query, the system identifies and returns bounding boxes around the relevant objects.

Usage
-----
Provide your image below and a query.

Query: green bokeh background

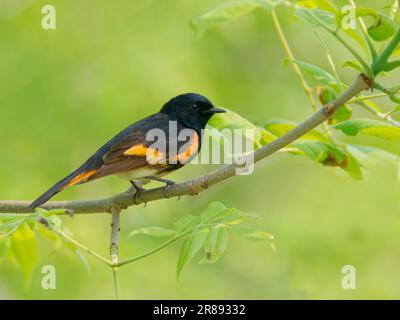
[1,0,400,299]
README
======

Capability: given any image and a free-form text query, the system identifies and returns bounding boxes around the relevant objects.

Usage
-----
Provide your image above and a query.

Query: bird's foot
[162,181,175,199]
[144,176,175,199]
[130,180,145,205]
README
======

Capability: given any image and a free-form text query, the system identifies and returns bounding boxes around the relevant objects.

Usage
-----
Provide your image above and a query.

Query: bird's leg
[130,180,145,205]
[144,176,175,198]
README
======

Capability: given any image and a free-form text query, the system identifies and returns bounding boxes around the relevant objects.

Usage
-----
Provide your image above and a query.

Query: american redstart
[30,93,225,209]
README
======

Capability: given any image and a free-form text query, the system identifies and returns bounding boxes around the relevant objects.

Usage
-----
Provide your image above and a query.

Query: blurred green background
[1,0,400,299]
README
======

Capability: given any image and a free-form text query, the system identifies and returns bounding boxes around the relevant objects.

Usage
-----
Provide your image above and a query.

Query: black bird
[30,93,225,209]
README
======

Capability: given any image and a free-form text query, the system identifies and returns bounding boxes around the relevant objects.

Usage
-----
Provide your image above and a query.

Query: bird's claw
[163,181,175,199]
[133,189,142,205]
[130,181,145,205]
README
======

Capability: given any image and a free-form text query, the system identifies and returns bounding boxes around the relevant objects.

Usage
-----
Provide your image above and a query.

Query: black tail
[29,169,83,209]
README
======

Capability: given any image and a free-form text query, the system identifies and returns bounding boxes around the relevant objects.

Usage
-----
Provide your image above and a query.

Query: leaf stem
[55,228,113,266]
[117,229,192,267]
[315,30,343,91]
[348,93,387,103]
[112,267,120,299]
[306,10,372,76]
[372,27,400,74]
[356,101,400,127]
[117,222,223,267]
[374,82,400,103]
[348,0,378,62]
[271,9,334,142]
[271,9,317,112]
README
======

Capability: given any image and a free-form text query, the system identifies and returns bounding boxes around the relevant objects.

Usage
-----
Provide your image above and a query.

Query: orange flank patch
[175,132,199,164]
[64,170,97,189]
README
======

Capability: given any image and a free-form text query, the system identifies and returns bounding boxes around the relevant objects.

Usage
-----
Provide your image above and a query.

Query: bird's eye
[191,104,200,111]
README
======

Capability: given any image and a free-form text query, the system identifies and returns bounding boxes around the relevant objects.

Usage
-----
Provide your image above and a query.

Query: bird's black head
[160,93,225,130]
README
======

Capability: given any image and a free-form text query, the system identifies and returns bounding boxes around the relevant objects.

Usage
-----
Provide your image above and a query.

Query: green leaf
[0,219,23,238]
[330,104,352,124]
[289,59,338,89]
[0,213,27,221]
[333,119,400,139]
[200,226,229,264]
[393,44,400,56]
[264,119,327,141]
[389,104,400,115]
[292,140,362,179]
[38,208,70,217]
[11,223,39,289]
[191,0,274,36]
[174,214,201,232]
[362,99,386,114]
[316,86,352,124]
[222,210,246,225]
[201,201,227,223]
[343,147,363,180]
[342,61,363,72]
[47,215,62,230]
[34,223,62,247]
[381,60,400,72]
[207,108,269,148]
[355,7,378,18]
[232,226,274,241]
[293,140,346,165]
[296,8,336,27]
[346,144,399,167]
[368,14,398,41]
[129,226,177,238]
[74,250,92,273]
[222,209,258,225]
[295,0,338,14]
[0,239,10,265]
[177,227,209,279]
[341,29,369,55]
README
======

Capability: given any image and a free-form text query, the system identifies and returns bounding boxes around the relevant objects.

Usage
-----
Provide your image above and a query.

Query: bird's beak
[203,107,226,114]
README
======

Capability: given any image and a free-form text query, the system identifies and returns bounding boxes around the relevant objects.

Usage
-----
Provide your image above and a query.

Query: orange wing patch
[124,144,149,156]
[124,144,164,165]
[123,132,199,166]
[64,170,97,189]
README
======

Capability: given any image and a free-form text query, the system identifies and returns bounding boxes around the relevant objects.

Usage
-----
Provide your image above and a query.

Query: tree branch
[110,206,121,299]
[0,74,371,215]
[110,206,121,264]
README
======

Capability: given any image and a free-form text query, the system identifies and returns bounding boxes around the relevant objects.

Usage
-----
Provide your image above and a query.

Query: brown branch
[0,74,371,215]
